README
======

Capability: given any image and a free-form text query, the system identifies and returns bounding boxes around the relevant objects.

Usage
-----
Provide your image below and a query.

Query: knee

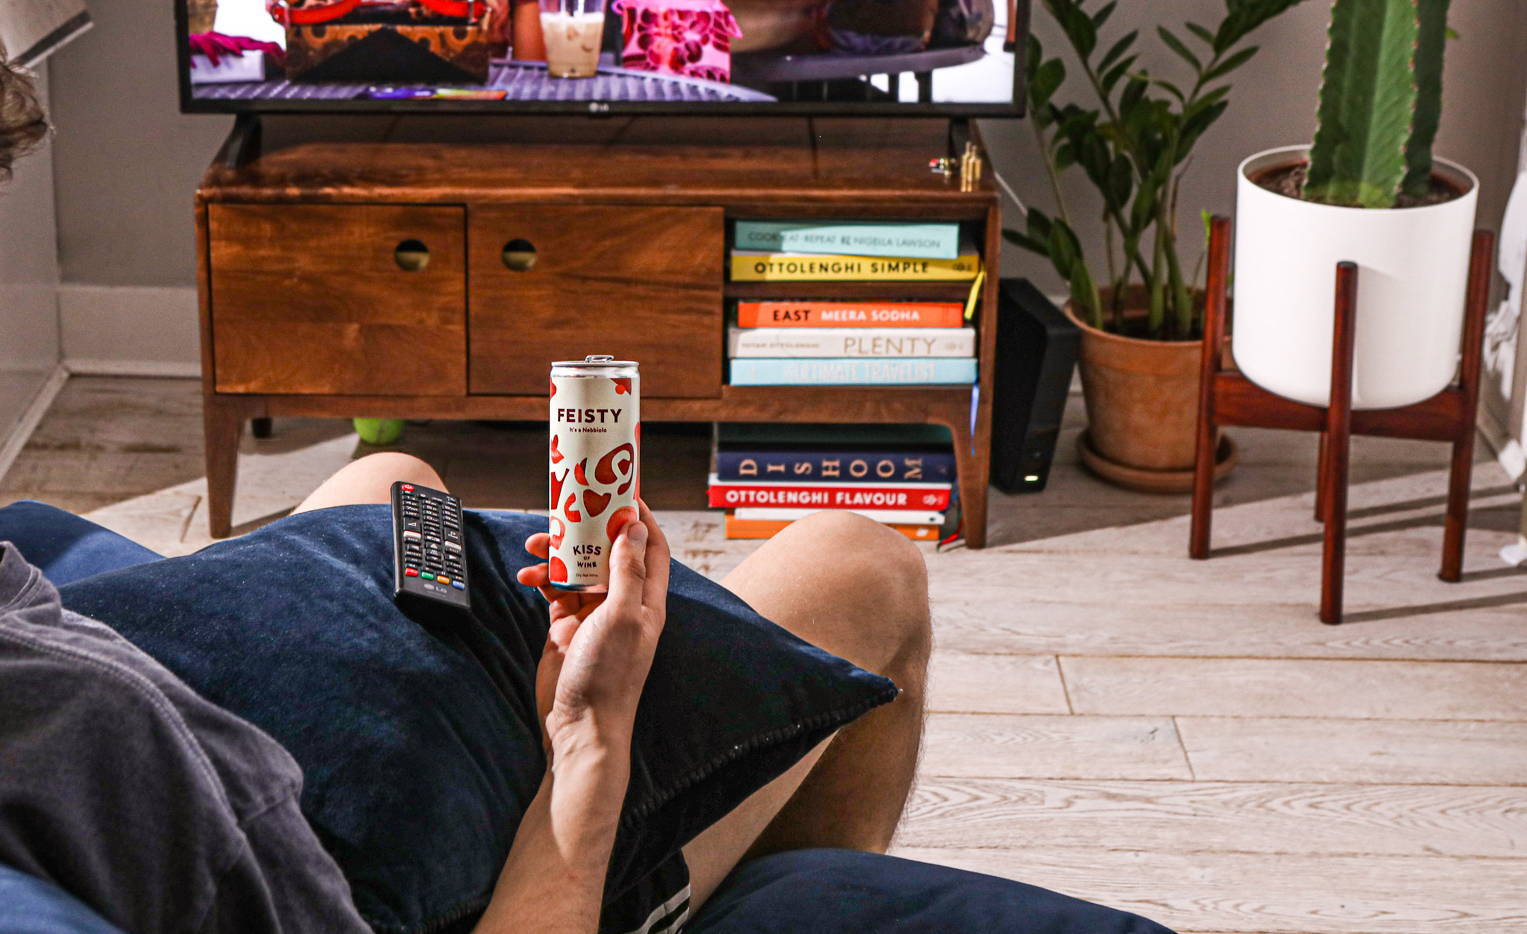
[791,511,931,668]
[354,452,445,489]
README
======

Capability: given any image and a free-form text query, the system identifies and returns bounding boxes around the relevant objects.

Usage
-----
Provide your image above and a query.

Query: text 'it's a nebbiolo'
[549,356,640,591]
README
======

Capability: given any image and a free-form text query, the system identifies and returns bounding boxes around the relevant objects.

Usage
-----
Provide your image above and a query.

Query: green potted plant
[1233,0,1476,410]
[1007,0,1301,490]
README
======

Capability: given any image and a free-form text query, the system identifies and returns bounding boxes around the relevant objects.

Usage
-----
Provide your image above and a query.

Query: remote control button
[404,568,419,577]
[444,540,461,552]
[401,484,414,492]
[452,581,465,590]
[403,530,422,541]
[420,571,435,580]
[436,576,450,585]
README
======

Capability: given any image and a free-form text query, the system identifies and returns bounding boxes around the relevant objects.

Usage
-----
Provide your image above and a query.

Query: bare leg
[292,452,446,514]
[681,511,931,909]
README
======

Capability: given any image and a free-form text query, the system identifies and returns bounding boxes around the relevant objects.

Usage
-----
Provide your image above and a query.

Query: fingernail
[627,521,647,545]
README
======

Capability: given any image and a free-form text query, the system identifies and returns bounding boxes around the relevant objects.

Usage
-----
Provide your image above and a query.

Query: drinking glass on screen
[539,0,607,78]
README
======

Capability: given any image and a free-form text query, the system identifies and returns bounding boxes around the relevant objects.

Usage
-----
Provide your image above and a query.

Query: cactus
[1303,0,1452,209]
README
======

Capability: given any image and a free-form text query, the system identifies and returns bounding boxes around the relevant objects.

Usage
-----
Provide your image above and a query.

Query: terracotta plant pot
[1065,294,1236,491]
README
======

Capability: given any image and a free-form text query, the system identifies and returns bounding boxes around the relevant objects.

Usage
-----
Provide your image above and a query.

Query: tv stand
[220,113,262,170]
[194,117,1000,545]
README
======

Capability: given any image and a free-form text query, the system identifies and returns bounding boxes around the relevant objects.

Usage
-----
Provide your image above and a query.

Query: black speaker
[990,278,1080,493]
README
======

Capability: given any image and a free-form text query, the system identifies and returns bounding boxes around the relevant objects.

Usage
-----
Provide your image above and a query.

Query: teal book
[733,220,961,260]
[729,357,977,386]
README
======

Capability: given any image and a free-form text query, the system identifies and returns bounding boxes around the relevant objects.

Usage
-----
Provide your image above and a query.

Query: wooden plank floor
[3,375,1525,933]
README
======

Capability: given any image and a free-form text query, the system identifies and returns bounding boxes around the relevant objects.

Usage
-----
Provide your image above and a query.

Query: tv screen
[178,0,1025,114]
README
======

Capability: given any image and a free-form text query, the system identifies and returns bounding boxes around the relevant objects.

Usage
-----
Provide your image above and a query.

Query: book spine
[728,327,975,358]
[729,252,980,282]
[733,221,960,260]
[725,514,940,541]
[707,484,952,510]
[728,357,977,386]
[716,450,955,483]
[736,301,967,328]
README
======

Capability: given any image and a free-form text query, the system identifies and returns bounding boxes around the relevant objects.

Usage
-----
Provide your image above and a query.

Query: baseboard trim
[64,359,202,379]
[1478,404,1526,482]
[0,364,68,483]
[57,284,201,375]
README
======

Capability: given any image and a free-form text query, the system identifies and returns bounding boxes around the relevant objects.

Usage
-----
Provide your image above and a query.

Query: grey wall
[0,67,62,441]
[47,0,230,287]
[986,0,1527,291]
[39,0,1527,292]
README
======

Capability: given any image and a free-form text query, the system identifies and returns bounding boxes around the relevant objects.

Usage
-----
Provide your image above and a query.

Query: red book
[706,474,952,510]
[736,301,966,328]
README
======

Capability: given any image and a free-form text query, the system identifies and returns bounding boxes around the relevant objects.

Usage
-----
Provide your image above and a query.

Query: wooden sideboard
[196,117,1000,544]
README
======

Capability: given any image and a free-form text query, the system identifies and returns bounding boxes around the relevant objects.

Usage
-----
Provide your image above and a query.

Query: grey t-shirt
[0,543,371,934]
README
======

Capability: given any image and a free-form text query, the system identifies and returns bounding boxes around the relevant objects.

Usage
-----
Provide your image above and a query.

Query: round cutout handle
[502,238,537,272]
[394,239,430,272]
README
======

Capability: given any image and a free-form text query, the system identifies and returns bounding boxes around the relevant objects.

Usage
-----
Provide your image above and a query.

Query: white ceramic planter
[1232,145,1478,409]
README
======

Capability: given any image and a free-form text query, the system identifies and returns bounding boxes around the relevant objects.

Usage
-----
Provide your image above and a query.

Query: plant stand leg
[203,395,243,539]
[1439,229,1495,582]
[1190,216,1232,560]
[1319,262,1359,625]
[1314,432,1329,521]
[1440,434,1474,582]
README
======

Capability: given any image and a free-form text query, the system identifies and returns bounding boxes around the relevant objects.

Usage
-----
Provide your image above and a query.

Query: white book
[728,326,976,358]
[709,473,951,491]
[734,507,945,525]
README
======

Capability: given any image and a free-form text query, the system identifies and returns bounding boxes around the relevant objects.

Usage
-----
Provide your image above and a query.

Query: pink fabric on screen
[614,0,742,83]
[188,33,288,68]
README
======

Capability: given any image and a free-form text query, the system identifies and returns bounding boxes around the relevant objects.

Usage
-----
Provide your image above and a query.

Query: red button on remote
[401,484,415,492]
[404,567,419,577]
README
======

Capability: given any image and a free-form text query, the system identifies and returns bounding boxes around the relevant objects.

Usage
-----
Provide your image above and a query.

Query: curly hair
[0,53,48,183]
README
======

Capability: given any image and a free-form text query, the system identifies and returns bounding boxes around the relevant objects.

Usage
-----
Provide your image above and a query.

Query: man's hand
[477,502,671,934]
[516,499,670,759]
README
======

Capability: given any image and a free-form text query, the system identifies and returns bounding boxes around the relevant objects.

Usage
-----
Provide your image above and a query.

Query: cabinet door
[209,204,466,395]
[468,205,723,397]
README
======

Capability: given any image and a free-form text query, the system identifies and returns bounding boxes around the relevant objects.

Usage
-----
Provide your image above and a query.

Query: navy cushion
[55,506,897,934]
[0,863,126,934]
[0,501,161,586]
[688,849,1177,933]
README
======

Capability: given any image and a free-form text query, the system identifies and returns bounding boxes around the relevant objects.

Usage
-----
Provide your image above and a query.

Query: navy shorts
[0,501,695,934]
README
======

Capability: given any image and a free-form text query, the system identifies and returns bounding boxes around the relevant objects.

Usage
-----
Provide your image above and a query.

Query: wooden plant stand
[1189,215,1494,624]
[195,117,999,544]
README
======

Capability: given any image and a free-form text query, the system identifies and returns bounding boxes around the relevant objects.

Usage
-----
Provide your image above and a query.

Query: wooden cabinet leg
[946,411,989,549]
[203,396,243,539]
[251,417,273,439]
[1320,262,1359,625]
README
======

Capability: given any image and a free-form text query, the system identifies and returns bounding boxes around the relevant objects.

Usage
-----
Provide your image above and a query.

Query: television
[177,0,1026,116]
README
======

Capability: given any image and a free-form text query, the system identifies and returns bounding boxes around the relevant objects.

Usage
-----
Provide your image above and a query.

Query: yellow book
[729,248,982,282]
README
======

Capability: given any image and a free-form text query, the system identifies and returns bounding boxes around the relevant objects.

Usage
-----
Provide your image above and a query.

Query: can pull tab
[584,354,616,363]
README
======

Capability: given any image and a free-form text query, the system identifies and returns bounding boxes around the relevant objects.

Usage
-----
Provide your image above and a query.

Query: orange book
[724,512,940,541]
[736,301,966,328]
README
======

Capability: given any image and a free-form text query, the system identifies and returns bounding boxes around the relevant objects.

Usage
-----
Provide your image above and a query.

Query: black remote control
[392,481,470,613]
